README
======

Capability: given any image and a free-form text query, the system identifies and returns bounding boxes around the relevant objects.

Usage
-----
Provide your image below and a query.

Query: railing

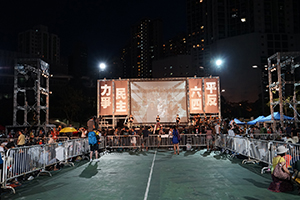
[2,133,299,194]
[215,135,300,174]
[104,134,208,149]
[0,138,100,194]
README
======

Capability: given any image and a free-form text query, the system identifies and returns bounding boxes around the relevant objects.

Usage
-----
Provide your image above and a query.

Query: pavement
[1,149,299,200]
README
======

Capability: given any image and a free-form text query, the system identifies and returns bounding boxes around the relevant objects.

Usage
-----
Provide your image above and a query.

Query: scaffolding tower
[12,59,50,132]
[267,52,300,128]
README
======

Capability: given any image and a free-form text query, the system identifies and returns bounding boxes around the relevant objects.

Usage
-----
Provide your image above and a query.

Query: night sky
[0,0,186,60]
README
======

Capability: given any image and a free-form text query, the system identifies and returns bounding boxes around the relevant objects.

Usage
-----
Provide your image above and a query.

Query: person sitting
[283,153,292,169]
[268,145,293,192]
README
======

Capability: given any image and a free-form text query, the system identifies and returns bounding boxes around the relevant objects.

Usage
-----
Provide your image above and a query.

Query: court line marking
[144,150,157,200]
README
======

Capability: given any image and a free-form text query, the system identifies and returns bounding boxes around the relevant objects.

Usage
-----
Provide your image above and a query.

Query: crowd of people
[1,114,300,195]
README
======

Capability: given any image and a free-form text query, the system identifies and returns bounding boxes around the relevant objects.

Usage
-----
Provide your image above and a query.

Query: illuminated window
[241,18,246,22]
[201,39,204,42]
[201,26,204,29]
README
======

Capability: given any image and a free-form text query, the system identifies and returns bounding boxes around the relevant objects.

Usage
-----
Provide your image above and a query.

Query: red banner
[99,80,113,115]
[114,80,128,115]
[204,78,219,113]
[189,78,203,114]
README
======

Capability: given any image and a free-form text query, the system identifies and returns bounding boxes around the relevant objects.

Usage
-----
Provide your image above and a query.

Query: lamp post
[99,62,106,78]
[216,59,223,67]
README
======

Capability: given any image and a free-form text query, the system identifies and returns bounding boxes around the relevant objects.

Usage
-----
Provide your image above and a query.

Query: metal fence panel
[1,138,90,193]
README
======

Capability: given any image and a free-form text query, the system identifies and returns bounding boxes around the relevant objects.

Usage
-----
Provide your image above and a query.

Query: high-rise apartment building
[18,25,60,65]
[163,33,189,58]
[187,0,300,105]
[129,18,163,78]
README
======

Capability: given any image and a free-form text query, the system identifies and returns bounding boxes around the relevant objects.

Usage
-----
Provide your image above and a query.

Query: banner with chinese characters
[189,78,204,114]
[204,78,219,113]
[114,80,128,115]
[99,80,113,115]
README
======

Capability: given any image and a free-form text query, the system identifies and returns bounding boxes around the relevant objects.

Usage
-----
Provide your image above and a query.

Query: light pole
[99,62,106,78]
[216,59,223,67]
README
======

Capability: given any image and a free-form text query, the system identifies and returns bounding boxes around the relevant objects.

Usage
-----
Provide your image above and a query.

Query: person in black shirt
[142,126,149,151]
[156,115,160,122]
[176,114,180,125]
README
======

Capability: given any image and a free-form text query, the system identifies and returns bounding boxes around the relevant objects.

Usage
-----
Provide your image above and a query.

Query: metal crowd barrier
[215,135,300,174]
[105,135,142,149]
[1,138,91,193]
[104,134,207,150]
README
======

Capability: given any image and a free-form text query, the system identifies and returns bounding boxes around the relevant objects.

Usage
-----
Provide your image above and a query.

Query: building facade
[129,18,163,78]
[186,0,300,106]
[18,25,60,65]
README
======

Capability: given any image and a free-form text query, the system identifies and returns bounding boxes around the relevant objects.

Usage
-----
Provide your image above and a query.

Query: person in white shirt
[0,143,5,152]
[215,122,220,135]
[228,125,235,137]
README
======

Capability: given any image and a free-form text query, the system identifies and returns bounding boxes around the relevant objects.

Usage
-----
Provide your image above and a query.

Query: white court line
[144,150,157,200]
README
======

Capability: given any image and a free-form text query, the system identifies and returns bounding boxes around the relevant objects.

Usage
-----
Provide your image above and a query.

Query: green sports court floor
[1,149,299,200]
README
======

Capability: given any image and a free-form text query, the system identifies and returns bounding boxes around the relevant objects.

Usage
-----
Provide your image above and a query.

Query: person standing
[172,126,180,155]
[88,130,99,162]
[17,130,26,146]
[215,122,220,136]
[154,115,161,134]
[157,126,163,148]
[87,116,95,132]
[128,114,134,129]
[142,126,149,151]
[156,115,160,123]
[228,125,235,137]
[130,128,137,150]
[206,125,213,151]
[176,114,180,126]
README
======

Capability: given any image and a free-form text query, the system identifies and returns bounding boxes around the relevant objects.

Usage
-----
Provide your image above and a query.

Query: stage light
[216,59,223,66]
[99,63,106,71]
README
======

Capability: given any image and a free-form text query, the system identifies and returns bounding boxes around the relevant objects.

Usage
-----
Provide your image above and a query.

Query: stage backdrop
[204,78,219,114]
[130,80,188,123]
[98,80,113,115]
[188,78,204,114]
[98,77,220,123]
[98,80,129,116]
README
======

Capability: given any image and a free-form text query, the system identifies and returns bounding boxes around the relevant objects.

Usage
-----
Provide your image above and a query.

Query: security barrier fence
[215,135,300,174]
[1,134,299,194]
[104,134,208,149]
[0,138,103,194]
